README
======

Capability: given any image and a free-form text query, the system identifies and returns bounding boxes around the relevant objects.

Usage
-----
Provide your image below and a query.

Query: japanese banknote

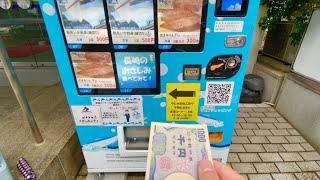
[145,123,212,180]
[158,0,173,9]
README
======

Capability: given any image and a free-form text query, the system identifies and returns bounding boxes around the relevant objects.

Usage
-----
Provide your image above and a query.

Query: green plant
[259,0,320,45]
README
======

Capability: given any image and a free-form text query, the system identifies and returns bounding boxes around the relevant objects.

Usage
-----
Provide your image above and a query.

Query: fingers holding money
[198,160,244,180]
[198,160,220,180]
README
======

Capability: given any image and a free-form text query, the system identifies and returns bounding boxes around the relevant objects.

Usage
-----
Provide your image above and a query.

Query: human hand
[198,160,244,180]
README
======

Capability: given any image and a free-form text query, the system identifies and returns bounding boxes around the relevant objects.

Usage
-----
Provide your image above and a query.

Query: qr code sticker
[204,82,234,106]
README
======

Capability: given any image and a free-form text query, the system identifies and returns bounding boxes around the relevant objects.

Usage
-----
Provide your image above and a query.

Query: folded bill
[145,122,212,180]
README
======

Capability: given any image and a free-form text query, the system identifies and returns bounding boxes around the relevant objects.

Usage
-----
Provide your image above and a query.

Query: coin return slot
[209,132,224,143]
[125,127,150,150]
[118,126,150,157]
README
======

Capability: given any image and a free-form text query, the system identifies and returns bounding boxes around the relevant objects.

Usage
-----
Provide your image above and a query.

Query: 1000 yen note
[145,123,212,180]
[158,0,173,9]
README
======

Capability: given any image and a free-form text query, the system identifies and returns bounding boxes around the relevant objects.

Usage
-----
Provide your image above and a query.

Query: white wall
[293,9,320,82]
[276,76,320,152]
[0,67,60,86]
[246,6,267,74]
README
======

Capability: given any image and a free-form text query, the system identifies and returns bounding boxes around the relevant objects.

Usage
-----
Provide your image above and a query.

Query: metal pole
[0,39,44,144]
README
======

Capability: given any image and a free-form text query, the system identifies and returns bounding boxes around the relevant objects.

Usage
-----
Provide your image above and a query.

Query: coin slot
[225,35,246,48]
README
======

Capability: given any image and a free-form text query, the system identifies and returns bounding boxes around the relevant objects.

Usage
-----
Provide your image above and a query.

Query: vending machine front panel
[40,0,260,172]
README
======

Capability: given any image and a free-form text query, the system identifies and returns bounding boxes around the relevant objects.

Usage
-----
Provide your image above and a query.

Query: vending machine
[39,0,260,172]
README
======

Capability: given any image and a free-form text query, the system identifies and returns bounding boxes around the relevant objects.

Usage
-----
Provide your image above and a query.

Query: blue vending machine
[39,0,260,172]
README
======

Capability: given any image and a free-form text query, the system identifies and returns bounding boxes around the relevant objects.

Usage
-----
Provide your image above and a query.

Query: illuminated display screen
[106,0,155,44]
[221,0,242,11]
[56,0,109,44]
[215,0,248,17]
[115,52,157,91]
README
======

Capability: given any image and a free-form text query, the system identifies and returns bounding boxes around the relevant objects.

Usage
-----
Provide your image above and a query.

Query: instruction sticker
[91,96,144,126]
[71,106,102,126]
[214,21,244,32]
[166,83,200,121]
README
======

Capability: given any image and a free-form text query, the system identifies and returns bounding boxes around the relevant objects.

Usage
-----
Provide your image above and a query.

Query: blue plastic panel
[39,0,260,172]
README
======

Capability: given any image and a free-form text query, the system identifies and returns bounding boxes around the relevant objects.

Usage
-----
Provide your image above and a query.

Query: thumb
[198,160,220,180]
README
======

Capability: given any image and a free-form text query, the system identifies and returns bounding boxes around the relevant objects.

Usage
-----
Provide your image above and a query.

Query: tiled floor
[0,85,81,179]
[231,104,320,180]
[76,104,320,180]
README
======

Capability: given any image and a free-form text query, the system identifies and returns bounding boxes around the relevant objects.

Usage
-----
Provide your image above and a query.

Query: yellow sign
[166,83,200,121]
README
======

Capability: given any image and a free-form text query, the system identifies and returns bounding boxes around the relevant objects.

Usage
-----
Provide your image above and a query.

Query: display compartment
[157,0,208,52]
[106,0,157,51]
[68,51,160,95]
[55,0,112,50]
[55,0,210,52]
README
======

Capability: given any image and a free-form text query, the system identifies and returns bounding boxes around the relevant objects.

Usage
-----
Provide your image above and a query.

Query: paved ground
[0,85,77,179]
[76,103,320,180]
[229,104,320,180]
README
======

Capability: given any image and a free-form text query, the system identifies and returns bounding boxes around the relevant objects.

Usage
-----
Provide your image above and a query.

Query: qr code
[204,82,234,106]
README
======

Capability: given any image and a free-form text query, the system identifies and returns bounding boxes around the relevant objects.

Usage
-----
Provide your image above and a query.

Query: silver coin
[17,0,31,9]
[0,0,12,10]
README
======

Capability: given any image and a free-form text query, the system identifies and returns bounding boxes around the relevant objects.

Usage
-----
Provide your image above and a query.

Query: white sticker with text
[91,96,144,126]
[214,21,244,32]
[71,106,102,126]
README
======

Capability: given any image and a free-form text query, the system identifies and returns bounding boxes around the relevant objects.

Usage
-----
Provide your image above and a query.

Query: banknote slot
[209,132,224,143]
[117,126,150,157]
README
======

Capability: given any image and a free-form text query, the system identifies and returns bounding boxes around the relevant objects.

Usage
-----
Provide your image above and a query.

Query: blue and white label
[115,52,156,90]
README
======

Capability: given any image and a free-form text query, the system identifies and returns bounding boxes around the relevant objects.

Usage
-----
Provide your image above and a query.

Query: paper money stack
[146,123,212,180]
